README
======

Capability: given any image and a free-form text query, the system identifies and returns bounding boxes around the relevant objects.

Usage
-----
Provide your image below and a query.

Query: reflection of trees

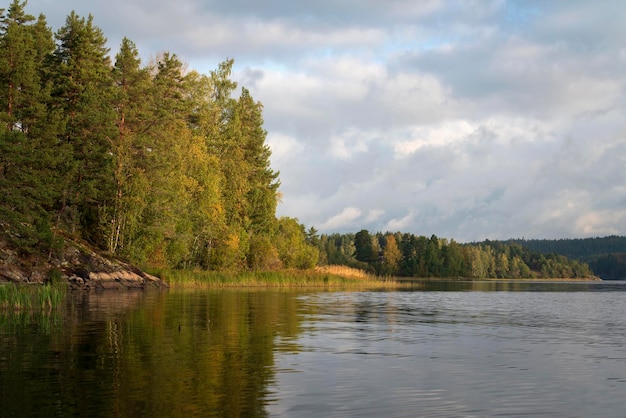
[0,290,304,417]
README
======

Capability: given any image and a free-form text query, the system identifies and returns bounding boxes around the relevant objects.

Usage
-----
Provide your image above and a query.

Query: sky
[24,0,626,242]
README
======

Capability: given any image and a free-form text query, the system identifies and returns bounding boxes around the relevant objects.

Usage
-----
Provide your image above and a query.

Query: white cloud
[319,207,363,231]
[186,19,386,56]
[393,120,475,156]
[385,212,415,232]
[365,209,384,223]
[266,133,304,162]
[328,129,376,160]
[575,210,626,237]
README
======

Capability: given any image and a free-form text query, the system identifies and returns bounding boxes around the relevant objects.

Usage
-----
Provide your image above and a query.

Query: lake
[2,281,626,417]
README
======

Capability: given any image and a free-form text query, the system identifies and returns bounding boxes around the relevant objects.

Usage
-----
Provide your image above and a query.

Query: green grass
[150,268,408,289]
[0,282,67,312]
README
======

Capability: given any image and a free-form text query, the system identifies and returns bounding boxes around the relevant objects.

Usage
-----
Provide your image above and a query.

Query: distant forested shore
[0,2,618,285]
[310,231,618,280]
[503,236,626,280]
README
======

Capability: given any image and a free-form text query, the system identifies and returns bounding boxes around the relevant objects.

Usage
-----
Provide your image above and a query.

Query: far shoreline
[394,276,604,283]
[152,267,606,289]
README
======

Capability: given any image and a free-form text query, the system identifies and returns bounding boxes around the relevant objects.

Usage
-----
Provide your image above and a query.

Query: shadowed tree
[49,11,116,244]
[354,229,378,263]
[0,1,61,251]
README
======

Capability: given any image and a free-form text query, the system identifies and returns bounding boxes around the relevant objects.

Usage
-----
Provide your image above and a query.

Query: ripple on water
[268,289,626,417]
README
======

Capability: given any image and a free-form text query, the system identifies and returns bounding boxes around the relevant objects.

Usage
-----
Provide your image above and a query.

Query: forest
[312,230,595,279]
[0,2,614,281]
[504,237,626,280]
[0,1,318,272]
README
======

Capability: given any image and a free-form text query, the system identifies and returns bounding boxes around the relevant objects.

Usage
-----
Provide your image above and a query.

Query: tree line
[0,1,318,271]
[312,230,594,279]
[504,236,626,280]
[505,236,626,260]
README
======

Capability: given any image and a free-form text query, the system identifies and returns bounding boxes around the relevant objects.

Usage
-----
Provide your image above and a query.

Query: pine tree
[237,87,280,235]
[108,37,153,254]
[0,1,59,251]
[355,229,377,262]
[133,52,194,266]
[50,12,116,244]
[205,60,281,267]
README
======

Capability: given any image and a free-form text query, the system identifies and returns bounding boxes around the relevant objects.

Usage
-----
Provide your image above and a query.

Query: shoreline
[155,268,605,289]
[395,276,603,283]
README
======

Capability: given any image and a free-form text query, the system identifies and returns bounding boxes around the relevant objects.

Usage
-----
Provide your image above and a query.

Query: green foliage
[589,253,626,280]
[273,217,319,269]
[319,231,595,279]
[0,282,66,311]
[506,236,626,279]
[0,3,61,253]
[49,11,117,244]
[0,129,57,252]
[248,234,282,271]
[354,229,378,263]
[0,4,294,273]
[507,236,626,260]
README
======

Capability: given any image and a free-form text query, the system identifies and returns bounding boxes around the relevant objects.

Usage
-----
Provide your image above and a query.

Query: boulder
[0,238,167,290]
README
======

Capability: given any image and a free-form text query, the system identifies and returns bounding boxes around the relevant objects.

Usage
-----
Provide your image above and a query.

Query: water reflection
[2,282,626,417]
[269,287,626,417]
[399,279,626,292]
[0,289,304,417]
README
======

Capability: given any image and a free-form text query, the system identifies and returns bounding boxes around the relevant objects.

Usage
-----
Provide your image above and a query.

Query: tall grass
[0,282,67,312]
[0,281,66,336]
[151,268,408,289]
[315,265,374,279]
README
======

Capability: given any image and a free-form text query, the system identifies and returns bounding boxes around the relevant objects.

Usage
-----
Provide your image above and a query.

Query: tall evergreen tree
[237,87,280,235]
[132,52,193,266]
[0,1,35,130]
[206,79,282,268]
[50,12,116,244]
[0,1,59,250]
[108,37,153,254]
[354,229,377,262]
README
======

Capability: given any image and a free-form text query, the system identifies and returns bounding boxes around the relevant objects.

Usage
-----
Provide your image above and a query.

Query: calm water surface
[2,281,626,417]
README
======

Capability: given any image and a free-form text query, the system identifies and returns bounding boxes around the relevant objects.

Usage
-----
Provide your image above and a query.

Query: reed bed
[0,282,66,312]
[152,268,407,289]
[314,265,374,279]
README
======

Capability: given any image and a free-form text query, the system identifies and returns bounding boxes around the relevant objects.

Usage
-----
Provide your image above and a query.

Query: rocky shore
[0,238,167,290]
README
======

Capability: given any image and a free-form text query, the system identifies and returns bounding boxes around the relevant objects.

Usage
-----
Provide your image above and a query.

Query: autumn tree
[273,217,319,269]
[382,234,402,276]
[107,37,152,254]
[0,4,304,274]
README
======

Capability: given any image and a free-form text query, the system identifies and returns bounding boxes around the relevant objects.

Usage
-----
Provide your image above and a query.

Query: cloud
[319,207,362,231]
[365,209,384,223]
[385,211,415,232]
